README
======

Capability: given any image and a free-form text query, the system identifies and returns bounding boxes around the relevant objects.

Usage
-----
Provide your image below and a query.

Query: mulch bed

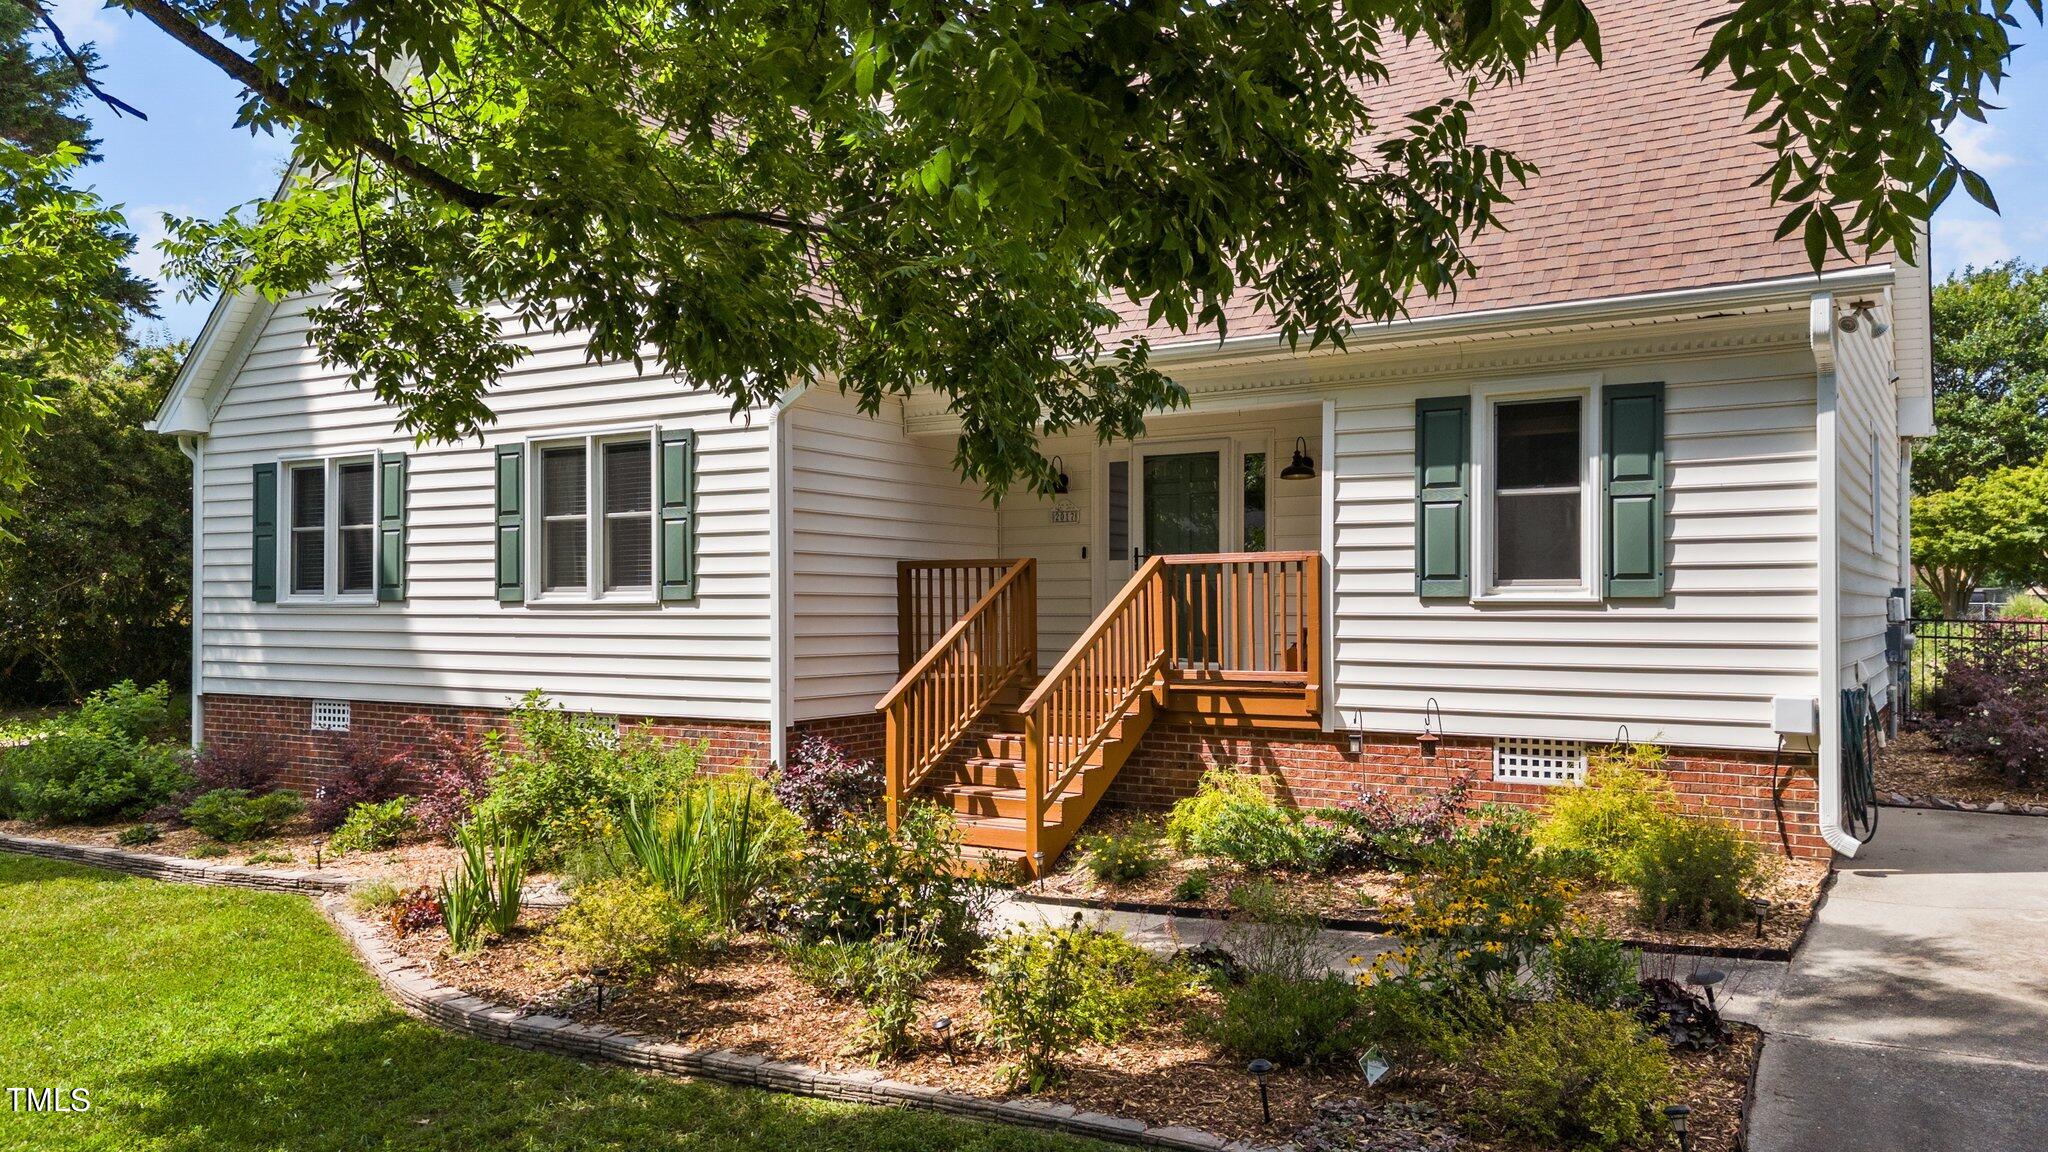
[0,818,545,891]
[1879,729,2048,814]
[1039,811,1829,955]
[381,907,1757,1150]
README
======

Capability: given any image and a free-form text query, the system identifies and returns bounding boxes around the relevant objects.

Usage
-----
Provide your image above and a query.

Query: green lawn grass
[0,852,1105,1152]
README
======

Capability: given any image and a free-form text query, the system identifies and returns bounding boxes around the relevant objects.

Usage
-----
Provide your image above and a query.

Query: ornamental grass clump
[437,817,535,950]
[618,772,801,929]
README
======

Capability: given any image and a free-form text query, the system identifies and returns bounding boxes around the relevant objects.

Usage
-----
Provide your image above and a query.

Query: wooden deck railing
[1016,550,1320,868]
[877,558,1036,828]
[897,560,1019,673]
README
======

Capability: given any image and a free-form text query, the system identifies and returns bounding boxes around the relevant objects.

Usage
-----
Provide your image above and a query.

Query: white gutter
[766,389,798,770]
[176,435,205,750]
[1810,293,1861,858]
[1145,266,1899,366]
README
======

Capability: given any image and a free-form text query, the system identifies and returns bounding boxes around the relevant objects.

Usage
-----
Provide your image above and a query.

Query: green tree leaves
[1919,261,2048,496]
[1912,464,2048,615]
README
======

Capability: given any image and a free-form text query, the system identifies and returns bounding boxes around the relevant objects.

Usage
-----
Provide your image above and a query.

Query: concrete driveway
[1747,807,2048,1151]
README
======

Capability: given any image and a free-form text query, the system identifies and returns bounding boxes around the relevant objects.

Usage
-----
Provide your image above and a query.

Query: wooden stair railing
[1161,551,1322,716]
[897,560,1019,673]
[878,558,1036,830]
[1016,556,1169,872]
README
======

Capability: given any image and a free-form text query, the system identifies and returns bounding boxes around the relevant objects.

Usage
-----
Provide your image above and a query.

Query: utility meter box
[1772,696,1819,736]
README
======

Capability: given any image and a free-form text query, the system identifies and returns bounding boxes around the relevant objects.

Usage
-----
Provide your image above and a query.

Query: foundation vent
[310,700,351,733]
[1492,737,1585,785]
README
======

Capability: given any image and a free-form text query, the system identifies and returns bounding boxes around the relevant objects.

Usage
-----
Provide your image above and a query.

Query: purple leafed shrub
[1315,773,1475,871]
[1929,627,2048,787]
[408,718,496,839]
[774,734,883,831]
[308,732,417,831]
[188,736,286,794]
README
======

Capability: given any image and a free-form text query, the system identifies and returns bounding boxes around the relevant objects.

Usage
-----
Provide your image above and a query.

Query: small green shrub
[547,875,716,982]
[187,841,228,859]
[1079,824,1165,884]
[347,879,405,913]
[978,922,1182,1090]
[1381,809,1578,992]
[1200,972,1363,1066]
[2000,591,2048,620]
[1473,1001,1676,1151]
[329,796,418,855]
[1630,815,1761,930]
[182,787,304,843]
[1536,745,1679,882]
[1166,769,1314,870]
[559,834,633,891]
[788,935,939,1060]
[0,681,190,823]
[1170,868,1212,902]
[788,804,993,963]
[1220,878,1322,981]
[1355,972,1509,1064]
[1537,927,1643,1011]
[116,823,160,847]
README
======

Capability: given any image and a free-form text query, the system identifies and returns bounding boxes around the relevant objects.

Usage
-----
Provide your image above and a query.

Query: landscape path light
[1246,1058,1273,1124]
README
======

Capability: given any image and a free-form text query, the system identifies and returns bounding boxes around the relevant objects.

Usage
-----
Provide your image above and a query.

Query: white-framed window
[1470,377,1601,601]
[528,429,658,602]
[281,455,378,602]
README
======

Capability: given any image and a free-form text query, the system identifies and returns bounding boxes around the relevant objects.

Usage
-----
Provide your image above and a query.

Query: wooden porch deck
[877,553,1321,875]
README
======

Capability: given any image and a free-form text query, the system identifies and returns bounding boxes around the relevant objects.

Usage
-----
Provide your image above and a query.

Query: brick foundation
[199,694,773,795]
[789,712,888,766]
[1108,723,1828,860]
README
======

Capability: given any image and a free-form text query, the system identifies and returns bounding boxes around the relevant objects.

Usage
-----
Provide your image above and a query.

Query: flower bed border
[0,834,1270,1152]
[1014,887,1819,963]
[1881,792,2048,818]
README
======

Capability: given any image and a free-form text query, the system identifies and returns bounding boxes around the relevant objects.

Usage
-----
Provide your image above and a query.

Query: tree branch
[14,0,148,121]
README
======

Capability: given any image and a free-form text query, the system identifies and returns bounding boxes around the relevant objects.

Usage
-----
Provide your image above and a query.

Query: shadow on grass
[114,1012,1103,1152]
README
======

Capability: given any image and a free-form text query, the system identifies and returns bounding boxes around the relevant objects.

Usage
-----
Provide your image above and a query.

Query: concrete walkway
[1747,808,2048,1151]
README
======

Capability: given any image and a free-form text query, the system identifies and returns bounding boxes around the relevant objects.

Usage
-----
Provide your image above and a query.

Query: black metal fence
[1904,616,2048,725]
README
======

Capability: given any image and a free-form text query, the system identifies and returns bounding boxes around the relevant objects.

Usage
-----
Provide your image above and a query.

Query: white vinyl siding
[784,388,1001,721]
[1329,321,1822,751]
[1835,295,1904,709]
[196,290,775,720]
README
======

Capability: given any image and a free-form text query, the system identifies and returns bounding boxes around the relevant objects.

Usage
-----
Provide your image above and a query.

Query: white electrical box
[1771,696,1818,736]
[1886,594,1909,624]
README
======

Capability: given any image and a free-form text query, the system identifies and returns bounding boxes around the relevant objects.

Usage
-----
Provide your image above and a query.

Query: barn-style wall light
[1279,436,1316,480]
[1050,455,1071,494]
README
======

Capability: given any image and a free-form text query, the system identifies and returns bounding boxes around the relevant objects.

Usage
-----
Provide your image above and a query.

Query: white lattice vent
[1493,737,1585,785]
[310,700,351,732]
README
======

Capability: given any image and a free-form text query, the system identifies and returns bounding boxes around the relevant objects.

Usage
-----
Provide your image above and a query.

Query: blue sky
[40,1,2048,343]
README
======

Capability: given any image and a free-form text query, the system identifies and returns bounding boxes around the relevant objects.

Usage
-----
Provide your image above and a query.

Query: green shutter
[658,428,696,601]
[251,462,278,603]
[1602,382,1666,598]
[1414,396,1470,598]
[494,445,524,602]
[376,451,408,602]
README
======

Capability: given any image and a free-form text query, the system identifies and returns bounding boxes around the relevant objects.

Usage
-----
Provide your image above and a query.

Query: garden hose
[1840,687,1881,843]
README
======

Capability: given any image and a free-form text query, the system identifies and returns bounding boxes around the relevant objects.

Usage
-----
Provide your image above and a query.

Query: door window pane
[602,439,653,590]
[289,464,325,595]
[540,445,588,592]
[1107,460,1129,565]
[1494,399,1582,584]
[1242,452,1267,551]
[1142,451,1222,556]
[337,461,376,594]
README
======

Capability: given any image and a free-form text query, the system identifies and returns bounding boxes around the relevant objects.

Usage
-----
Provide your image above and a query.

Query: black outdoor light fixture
[1279,437,1317,480]
[932,1016,955,1064]
[1686,968,1726,1013]
[1247,1058,1274,1123]
[312,837,325,871]
[1664,1104,1693,1152]
[1050,456,1071,495]
[591,965,615,1014]
[1748,896,1771,940]
[1417,698,1443,760]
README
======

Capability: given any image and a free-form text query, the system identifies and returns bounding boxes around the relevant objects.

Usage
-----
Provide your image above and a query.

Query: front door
[1139,448,1223,559]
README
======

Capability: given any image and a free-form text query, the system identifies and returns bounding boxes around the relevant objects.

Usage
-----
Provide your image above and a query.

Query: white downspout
[176,435,204,750]
[1811,294,1861,857]
[766,389,800,770]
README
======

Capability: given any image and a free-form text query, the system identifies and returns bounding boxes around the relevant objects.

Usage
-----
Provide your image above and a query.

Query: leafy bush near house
[1355,971,1510,1064]
[547,875,718,982]
[1927,626,2048,787]
[1201,971,1364,1067]
[0,681,191,823]
[787,935,939,1060]
[328,797,418,855]
[1078,823,1166,884]
[1380,809,1579,992]
[1472,1001,1676,1152]
[773,734,882,831]
[1170,867,1212,902]
[787,804,994,963]
[181,787,304,843]
[471,692,707,854]
[1629,815,1761,930]
[1536,927,1643,1012]
[619,773,802,928]
[1314,773,1474,871]
[1536,745,1679,882]
[978,922,1182,1090]
[1166,768,1319,871]
[309,732,416,830]
[186,735,286,795]
[116,822,160,846]
[408,718,496,839]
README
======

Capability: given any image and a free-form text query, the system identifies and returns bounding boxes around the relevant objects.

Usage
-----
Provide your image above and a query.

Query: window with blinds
[529,433,659,600]
[288,463,326,596]
[337,461,376,594]
[540,445,589,593]
[278,455,385,602]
